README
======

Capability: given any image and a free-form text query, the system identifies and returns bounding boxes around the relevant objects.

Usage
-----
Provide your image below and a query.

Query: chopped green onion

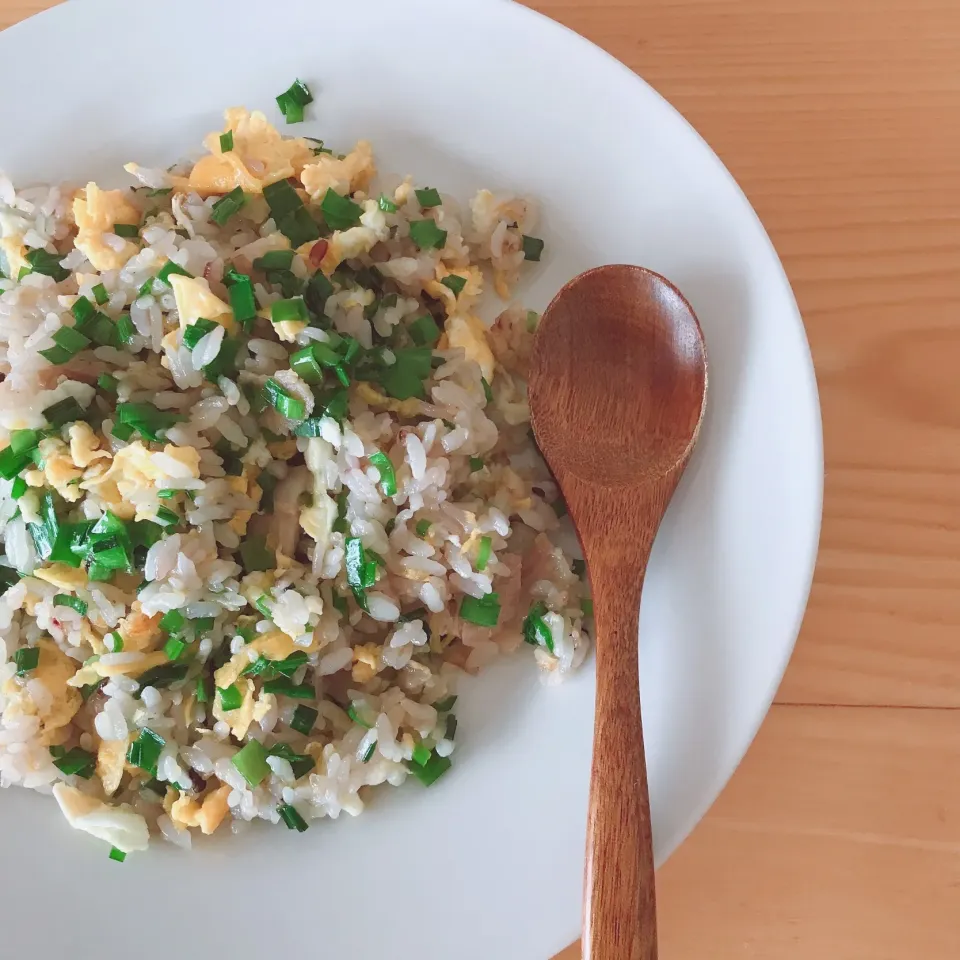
[27,492,60,562]
[98,373,118,393]
[109,847,127,862]
[263,180,303,221]
[378,193,398,213]
[210,187,246,226]
[182,318,218,351]
[304,271,334,318]
[220,130,234,152]
[345,537,379,594]
[163,636,187,661]
[218,684,243,711]
[415,187,442,208]
[521,235,545,261]
[434,695,457,712]
[254,594,273,619]
[459,592,501,627]
[368,451,397,497]
[10,477,26,499]
[441,274,467,297]
[92,283,109,305]
[481,377,493,404]
[159,610,185,633]
[0,428,41,480]
[522,600,554,652]
[156,489,178,500]
[290,705,318,736]
[106,631,124,653]
[157,260,193,285]
[195,674,211,703]
[276,78,313,123]
[469,456,484,473]
[231,739,271,787]
[154,507,179,528]
[267,742,315,779]
[380,347,432,401]
[411,742,431,766]
[347,703,374,728]
[526,310,539,332]
[271,297,308,325]
[408,314,441,347]
[25,248,69,282]
[277,207,321,246]
[475,536,492,572]
[113,223,140,239]
[409,750,452,786]
[445,714,458,740]
[227,273,258,328]
[53,594,87,615]
[53,746,96,778]
[115,402,187,442]
[136,661,190,690]
[553,497,568,518]
[242,650,309,679]
[408,219,447,250]
[262,678,314,699]
[290,346,325,384]
[13,647,39,675]
[39,325,91,365]
[239,535,276,573]
[415,519,431,537]
[582,599,594,618]
[72,295,96,325]
[320,189,363,231]
[116,315,136,345]
[43,396,86,429]
[262,378,306,421]
[126,728,165,776]
[361,741,376,763]
[192,616,215,635]
[253,250,295,272]
[278,802,309,831]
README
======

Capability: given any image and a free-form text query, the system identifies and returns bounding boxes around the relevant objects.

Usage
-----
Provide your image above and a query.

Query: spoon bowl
[528,265,707,960]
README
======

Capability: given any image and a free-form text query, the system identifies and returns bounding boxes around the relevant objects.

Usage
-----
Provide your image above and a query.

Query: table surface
[4,0,959,956]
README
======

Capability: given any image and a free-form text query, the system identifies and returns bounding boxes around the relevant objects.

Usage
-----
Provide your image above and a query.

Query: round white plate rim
[0,1,823,958]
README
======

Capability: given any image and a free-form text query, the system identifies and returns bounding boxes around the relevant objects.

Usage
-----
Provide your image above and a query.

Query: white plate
[0,1,822,957]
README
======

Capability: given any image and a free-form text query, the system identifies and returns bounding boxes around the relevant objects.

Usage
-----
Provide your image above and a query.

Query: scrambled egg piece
[315,201,390,275]
[440,313,495,382]
[0,235,28,278]
[226,471,261,537]
[298,438,338,552]
[52,783,149,853]
[67,650,169,687]
[38,437,83,502]
[169,784,232,835]
[115,607,163,654]
[168,274,236,334]
[73,183,141,271]
[2,639,82,745]
[354,383,422,418]
[68,422,111,469]
[171,108,313,196]
[300,141,375,202]
[97,737,129,797]
[351,643,382,683]
[82,442,201,521]
[33,563,88,592]
[425,264,483,317]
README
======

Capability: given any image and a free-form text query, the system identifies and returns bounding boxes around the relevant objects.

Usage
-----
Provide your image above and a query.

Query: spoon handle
[582,551,656,960]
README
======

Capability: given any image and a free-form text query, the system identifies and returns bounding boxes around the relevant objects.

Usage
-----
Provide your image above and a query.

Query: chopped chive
[411,742,431,766]
[156,489,178,500]
[278,802,309,832]
[262,378,305,421]
[157,260,193,285]
[290,704,318,736]
[270,297,308,325]
[92,283,109,305]
[441,274,467,297]
[253,250,295,272]
[210,187,246,226]
[154,506,179,528]
[113,223,140,239]
[581,599,594,618]
[108,847,127,862]
[220,130,234,152]
[72,295,96,324]
[164,636,187,661]
[522,600,554,652]
[253,593,273,619]
[231,739,271,787]
[135,662,189,690]
[290,346,325,385]
[13,647,39,675]
[415,519,431,538]
[53,746,96,778]
[25,249,69,282]
[526,310,539,332]
[459,592,501,627]
[304,271,334,319]
[126,728,165,777]
[195,674,211,703]
[434,695,457,712]
[182,318,218,351]
[415,187,442,208]
[116,315,136,345]
[97,373,118,394]
[262,180,303,221]
[481,377,493,404]
[409,751,452,786]
[445,714,458,740]
[43,396,86,428]
[468,456,484,473]
[368,451,397,497]
[361,741,376,763]
[378,193,398,213]
[262,678,314,699]
[218,683,243,711]
[379,347,432,401]
[10,477,26,499]
[39,325,91,365]
[408,219,447,250]
[227,273,257,327]
[239,535,275,573]
[106,631,124,653]
[475,536,492,572]
[408,314,441,347]
[242,650,308,680]
[115,402,186,442]
[0,428,41,480]
[53,594,87,615]
[276,78,313,123]
[159,609,185,633]
[521,235,545,261]
[320,189,363,231]
[347,703,373,728]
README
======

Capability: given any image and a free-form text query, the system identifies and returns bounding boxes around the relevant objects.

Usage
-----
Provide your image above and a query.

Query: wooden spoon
[528,265,707,960]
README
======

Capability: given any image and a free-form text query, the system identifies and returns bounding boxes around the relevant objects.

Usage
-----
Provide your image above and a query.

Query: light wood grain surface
[5,0,959,957]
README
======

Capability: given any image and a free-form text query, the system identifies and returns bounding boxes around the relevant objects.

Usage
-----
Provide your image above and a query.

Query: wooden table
[5,0,959,956]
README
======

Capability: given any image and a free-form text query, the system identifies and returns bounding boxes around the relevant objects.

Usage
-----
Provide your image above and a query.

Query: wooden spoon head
[529,265,707,488]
